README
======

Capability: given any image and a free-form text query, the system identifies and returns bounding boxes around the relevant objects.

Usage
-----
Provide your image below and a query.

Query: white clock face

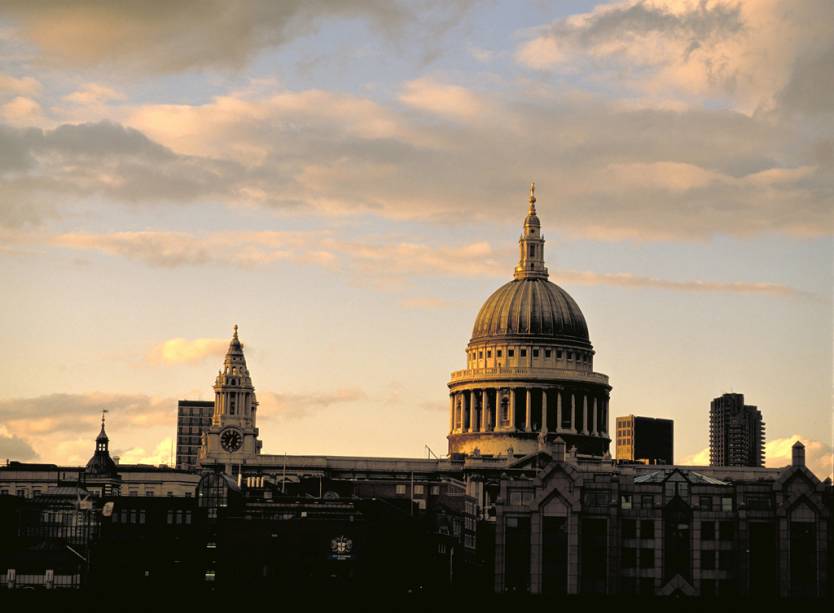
[220,428,243,452]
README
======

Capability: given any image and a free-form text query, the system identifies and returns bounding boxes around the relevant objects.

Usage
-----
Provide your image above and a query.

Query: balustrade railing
[449,366,608,384]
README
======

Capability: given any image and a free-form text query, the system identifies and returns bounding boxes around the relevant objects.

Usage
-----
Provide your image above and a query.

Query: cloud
[114,437,175,466]
[682,447,710,465]
[0,73,41,96]
[0,121,241,227]
[766,434,833,480]
[3,67,833,239]
[0,96,44,124]
[260,388,367,421]
[515,0,834,116]
[0,1,469,74]
[148,338,230,365]
[0,392,183,465]
[63,83,126,105]
[399,77,485,120]
[49,228,812,299]
[557,270,815,299]
[0,392,176,436]
[118,86,834,239]
[0,430,38,461]
[50,230,503,280]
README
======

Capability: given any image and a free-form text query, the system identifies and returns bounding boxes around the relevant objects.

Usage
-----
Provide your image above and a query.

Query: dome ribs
[469,279,592,347]
[528,279,538,335]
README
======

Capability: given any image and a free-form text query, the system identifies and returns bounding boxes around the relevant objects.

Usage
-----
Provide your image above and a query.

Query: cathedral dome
[448,184,610,460]
[470,277,590,346]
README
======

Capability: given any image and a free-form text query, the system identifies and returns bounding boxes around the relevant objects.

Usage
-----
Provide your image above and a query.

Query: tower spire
[514,182,549,280]
[529,181,536,213]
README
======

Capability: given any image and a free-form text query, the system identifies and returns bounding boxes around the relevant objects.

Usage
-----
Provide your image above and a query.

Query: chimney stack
[791,441,805,467]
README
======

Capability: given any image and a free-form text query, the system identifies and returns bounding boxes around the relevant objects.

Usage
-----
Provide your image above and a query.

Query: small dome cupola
[85,410,117,476]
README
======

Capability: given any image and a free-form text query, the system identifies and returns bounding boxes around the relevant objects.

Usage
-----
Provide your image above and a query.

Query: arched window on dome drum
[500,396,509,423]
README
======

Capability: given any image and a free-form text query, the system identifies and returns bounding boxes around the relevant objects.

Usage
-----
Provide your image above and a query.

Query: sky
[0,0,831,478]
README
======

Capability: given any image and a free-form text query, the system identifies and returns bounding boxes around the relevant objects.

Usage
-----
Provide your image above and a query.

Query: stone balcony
[449,366,609,386]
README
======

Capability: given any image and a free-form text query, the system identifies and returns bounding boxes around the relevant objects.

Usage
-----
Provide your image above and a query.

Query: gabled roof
[634,468,729,485]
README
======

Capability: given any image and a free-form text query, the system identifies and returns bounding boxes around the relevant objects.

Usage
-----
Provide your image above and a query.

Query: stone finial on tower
[233,323,239,341]
[792,440,805,467]
[529,181,536,212]
[97,410,109,447]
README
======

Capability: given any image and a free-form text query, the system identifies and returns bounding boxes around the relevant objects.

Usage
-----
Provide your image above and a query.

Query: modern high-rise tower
[615,415,674,464]
[175,400,214,470]
[709,393,765,467]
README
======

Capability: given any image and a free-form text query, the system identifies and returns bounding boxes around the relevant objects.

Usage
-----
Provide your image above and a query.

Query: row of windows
[111,508,194,526]
[622,519,735,542]
[178,406,213,417]
[394,484,440,496]
[126,490,192,498]
[616,490,733,513]
[113,509,147,524]
[469,348,592,363]
[177,421,209,431]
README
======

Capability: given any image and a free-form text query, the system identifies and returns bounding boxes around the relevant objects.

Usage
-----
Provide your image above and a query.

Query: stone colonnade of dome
[447,365,610,456]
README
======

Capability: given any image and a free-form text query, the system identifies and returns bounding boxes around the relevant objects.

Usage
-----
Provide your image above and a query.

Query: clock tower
[200,325,263,473]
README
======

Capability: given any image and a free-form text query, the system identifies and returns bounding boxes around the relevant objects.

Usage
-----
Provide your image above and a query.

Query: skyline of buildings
[1,193,830,597]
